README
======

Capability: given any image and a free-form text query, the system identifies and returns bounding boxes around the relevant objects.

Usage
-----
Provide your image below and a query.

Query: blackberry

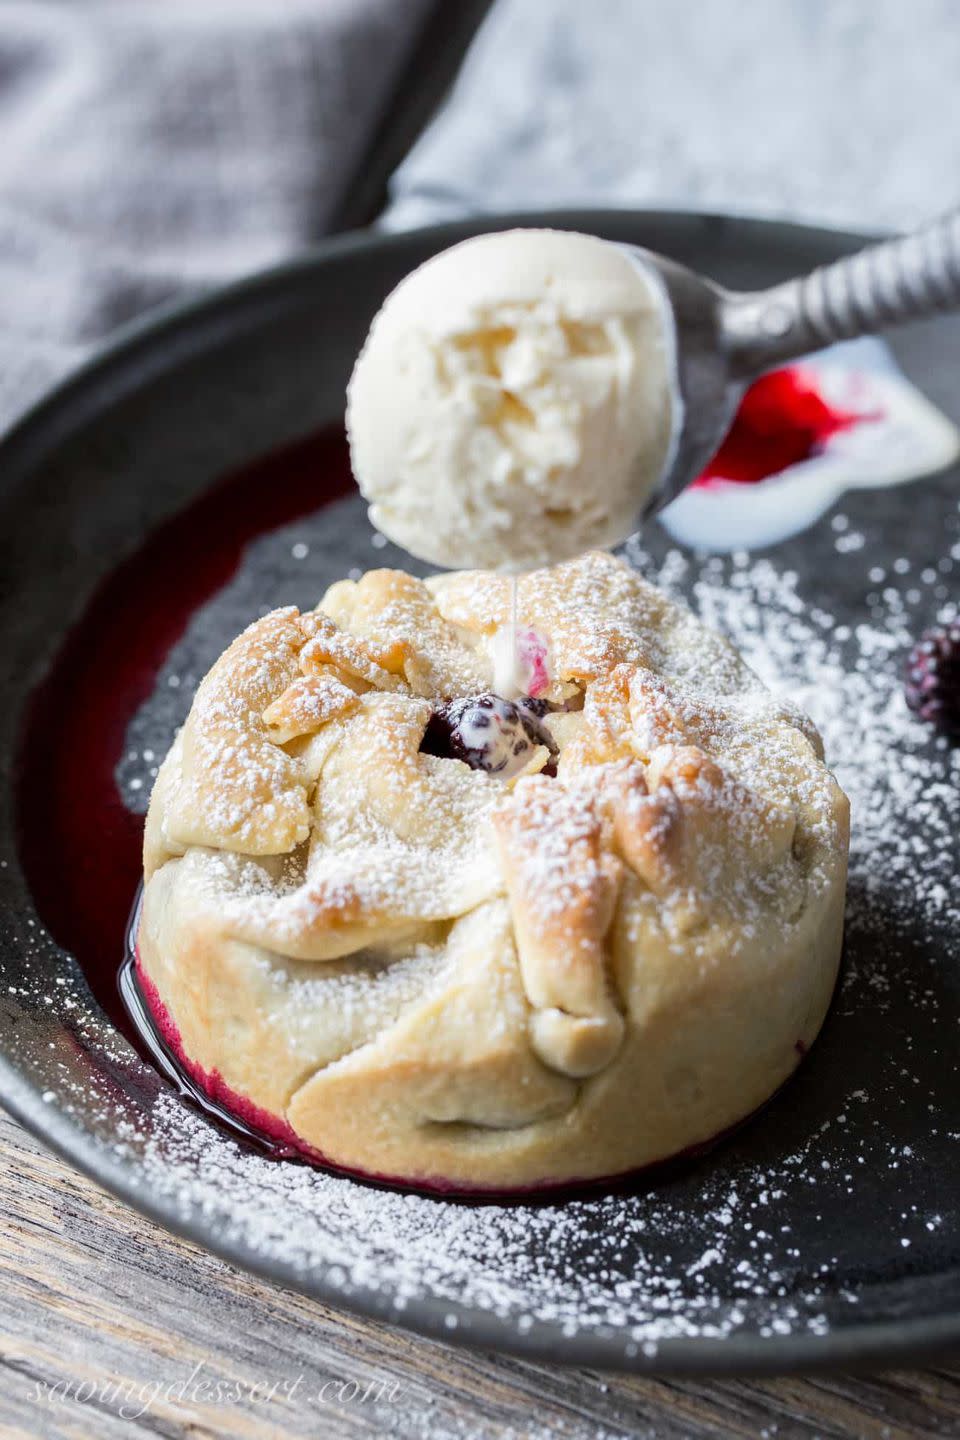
[905,621,960,736]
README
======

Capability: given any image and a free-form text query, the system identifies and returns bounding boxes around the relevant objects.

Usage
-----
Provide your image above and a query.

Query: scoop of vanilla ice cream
[346,228,679,570]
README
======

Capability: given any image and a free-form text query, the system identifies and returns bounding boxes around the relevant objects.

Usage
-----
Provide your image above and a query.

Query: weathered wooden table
[2,1111,958,1438]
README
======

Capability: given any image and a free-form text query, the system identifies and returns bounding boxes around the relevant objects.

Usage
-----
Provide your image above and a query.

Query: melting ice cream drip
[491,576,551,700]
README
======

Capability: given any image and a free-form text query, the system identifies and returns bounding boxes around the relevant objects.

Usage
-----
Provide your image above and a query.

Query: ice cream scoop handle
[719,208,960,378]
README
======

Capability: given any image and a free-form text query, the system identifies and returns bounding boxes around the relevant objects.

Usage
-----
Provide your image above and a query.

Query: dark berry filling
[421,693,559,777]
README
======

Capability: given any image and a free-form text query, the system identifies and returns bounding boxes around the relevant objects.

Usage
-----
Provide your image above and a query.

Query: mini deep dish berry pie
[138,551,849,1193]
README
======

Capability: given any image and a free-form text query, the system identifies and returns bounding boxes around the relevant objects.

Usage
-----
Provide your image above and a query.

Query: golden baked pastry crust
[139,551,849,1191]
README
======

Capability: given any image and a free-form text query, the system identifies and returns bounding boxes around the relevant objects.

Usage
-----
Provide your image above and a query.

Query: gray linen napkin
[0,0,433,432]
[385,0,960,234]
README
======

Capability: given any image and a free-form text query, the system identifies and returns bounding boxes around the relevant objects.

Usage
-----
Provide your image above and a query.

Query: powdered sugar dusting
[655,545,960,939]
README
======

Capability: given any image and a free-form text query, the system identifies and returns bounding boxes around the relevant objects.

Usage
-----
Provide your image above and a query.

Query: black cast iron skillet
[0,211,958,1375]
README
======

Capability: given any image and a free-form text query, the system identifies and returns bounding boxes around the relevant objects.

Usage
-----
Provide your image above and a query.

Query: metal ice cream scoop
[632,208,960,515]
